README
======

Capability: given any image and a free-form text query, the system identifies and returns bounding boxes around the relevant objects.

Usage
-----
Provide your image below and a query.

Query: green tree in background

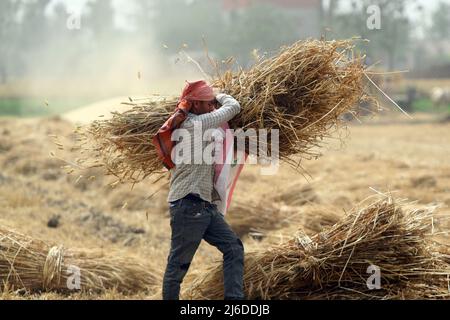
[13,0,52,80]
[45,2,89,77]
[225,3,298,65]
[333,0,416,70]
[430,1,450,40]
[19,0,51,51]
[147,0,297,66]
[320,0,340,32]
[51,2,69,31]
[85,0,116,38]
[134,0,156,52]
[146,0,224,54]
[429,1,450,64]
[0,0,22,83]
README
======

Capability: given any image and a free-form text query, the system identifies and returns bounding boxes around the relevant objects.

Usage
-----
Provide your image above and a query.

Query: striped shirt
[167,94,241,203]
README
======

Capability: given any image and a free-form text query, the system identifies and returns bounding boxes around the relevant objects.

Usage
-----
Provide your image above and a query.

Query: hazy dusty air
[1,0,449,117]
[27,0,205,100]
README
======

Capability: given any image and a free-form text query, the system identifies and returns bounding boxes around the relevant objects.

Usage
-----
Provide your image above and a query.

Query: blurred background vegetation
[1,0,449,117]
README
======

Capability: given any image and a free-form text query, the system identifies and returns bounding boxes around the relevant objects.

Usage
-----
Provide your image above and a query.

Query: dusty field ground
[0,113,449,300]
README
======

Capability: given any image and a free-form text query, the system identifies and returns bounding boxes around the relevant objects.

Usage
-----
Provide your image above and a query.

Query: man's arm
[184,94,241,130]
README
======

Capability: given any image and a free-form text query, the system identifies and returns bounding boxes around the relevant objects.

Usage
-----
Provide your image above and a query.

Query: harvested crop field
[0,114,449,300]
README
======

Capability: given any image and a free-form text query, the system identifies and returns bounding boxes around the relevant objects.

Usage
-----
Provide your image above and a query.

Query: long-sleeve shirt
[167,94,241,203]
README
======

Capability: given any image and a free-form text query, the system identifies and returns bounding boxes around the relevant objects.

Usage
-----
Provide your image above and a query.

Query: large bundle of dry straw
[0,227,160,293]
[184,197,450,300]
[82,39,376,183]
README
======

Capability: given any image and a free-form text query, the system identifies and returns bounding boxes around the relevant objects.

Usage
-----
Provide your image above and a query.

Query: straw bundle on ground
[184,197,450,300]
[82,39,376,183]
[0,227,161,293]
[272,184,319,206]
[227,199,339,238]
[227,199,287,237]
[253,205,342,241]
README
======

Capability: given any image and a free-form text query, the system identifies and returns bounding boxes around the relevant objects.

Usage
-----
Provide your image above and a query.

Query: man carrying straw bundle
[83,39,383,298]
[153,80,245,300]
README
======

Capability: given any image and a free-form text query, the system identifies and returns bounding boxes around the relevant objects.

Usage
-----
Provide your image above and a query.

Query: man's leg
[163,199,211,300]
[203,205,245,300]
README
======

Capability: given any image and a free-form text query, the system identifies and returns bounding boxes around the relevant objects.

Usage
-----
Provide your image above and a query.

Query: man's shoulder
[181,113,198,128]
[180,113,192,123]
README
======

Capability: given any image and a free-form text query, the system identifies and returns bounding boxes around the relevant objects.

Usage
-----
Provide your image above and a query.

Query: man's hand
[213,87,224,97]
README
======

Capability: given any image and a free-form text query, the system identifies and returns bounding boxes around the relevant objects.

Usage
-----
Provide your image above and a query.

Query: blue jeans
[162,195,245,300]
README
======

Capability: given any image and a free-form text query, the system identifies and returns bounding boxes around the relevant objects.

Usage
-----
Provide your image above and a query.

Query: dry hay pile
[81,39,376,183]
[262,205,341,239]
[184,197,450,300]
[227,199,339,238]
[271,183,319,206]
[0,226,160,294]
[226,199,286,238]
